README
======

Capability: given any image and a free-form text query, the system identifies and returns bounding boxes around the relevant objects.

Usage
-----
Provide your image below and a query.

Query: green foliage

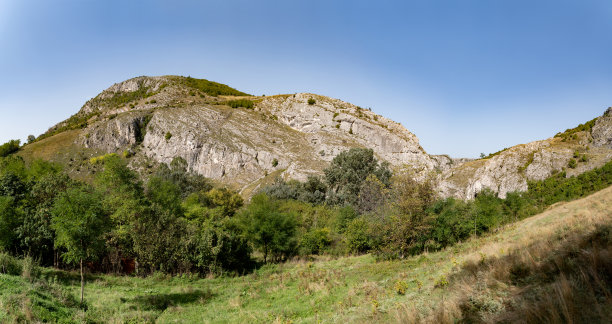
[308,98,316,105]
[239,194,297,262]
[324,148,391,206]
[394,280,408,295]
[178,76,250,97]
[165,132,172,141]
[226,99,254,109]
[89,153,118,164]
[271,158,278,167]
[27,135,36,144]
[568,158,577,169]
[0,139,20,157]
[555,117,597,140]
[51,186,109,265]
[299,228,332,255]
[345,218,373,253]
[194,220,253,274]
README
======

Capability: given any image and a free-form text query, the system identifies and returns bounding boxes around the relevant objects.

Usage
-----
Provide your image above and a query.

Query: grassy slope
[1,185,611,323]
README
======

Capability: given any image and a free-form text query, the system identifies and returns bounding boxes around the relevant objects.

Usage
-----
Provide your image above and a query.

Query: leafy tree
[0,196,20,253]
[357,174,389,214]
[0,140,20,157]
[240,194,297,262]
[94,155,144,271]
[19,172,71,264]
[298,176,327,205]
[503,191,524,222]
[27,135,36,144]
[324,148,391,206]
[131,204,187,274]
[205,187,244,217]
[345,217,372,253]
[299,228,332,255]
[52,186,109,303]
[194,220,252,274]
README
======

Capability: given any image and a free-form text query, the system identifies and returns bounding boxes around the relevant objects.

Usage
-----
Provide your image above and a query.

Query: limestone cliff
[27,76,612,199]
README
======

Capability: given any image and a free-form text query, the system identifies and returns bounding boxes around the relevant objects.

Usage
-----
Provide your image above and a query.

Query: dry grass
[393,185,612,323]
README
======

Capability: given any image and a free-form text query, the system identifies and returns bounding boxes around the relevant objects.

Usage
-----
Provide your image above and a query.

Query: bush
[345,218,372,253]
[300,228,332,255]
[165,132,172,141]
[227,99,254,109]
[0,252,22,275]
[239,194,298,262]
[0,140,20,157]
[308,98,316,105]
[395,280,408,295]
[568,158,577,169]
[271,158,278,167]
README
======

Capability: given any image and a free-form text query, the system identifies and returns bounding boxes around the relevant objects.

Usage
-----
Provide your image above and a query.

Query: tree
[324,148,391,206]
[52,186,109,304]
[0,196,20,253]
[503,191,524,221]
[357,174,389,214]
[240,194,297,262]
[27,135,36,144]
[0,140,20,157]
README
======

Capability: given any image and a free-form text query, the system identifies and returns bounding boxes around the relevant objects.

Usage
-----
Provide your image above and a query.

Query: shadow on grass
[129,289,214,311]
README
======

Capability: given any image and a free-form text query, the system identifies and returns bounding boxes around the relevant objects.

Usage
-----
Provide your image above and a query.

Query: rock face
[438,108,612,199]
[68,76,439,193]
[40,75,612,199]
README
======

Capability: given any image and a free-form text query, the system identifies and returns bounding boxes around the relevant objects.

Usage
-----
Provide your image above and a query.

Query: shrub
[0,252,22,275]
[345,218,372,253]
[580,154,589,162]
[239,194,298,262]
[272,158,278,167]
[568,158,577,169]
[333,112,339,119]
[394,280,408,295]
[300,228,332,255]
[308,98,316,105]
[165,132,172,141]
[0,140,20,157]
[227,99,254,109]
[178,76,250,96]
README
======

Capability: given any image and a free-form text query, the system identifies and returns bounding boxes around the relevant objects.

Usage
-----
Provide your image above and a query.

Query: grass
[2,185,610,322]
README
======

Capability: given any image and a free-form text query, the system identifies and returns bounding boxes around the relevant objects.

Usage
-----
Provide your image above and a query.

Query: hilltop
[17,75,612,198]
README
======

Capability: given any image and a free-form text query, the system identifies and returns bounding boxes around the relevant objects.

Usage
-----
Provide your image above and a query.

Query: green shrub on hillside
[226,99,254,109]
[308,98,316,105]
[178,76,250,97]
[0,140,20,157]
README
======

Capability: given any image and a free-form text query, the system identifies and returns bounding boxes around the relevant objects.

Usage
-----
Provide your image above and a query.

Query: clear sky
[1,0,611,158]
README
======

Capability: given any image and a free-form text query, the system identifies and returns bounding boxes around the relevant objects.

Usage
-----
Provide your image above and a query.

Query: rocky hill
[18,75,612,198]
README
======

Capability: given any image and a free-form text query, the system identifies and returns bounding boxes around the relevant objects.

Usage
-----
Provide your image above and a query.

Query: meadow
[2,184,610,323]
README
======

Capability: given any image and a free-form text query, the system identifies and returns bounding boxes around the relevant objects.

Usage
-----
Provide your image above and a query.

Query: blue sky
[1,0,611,158]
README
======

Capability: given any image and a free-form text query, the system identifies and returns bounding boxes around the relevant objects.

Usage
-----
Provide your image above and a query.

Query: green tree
[27,135,36,144]
[51,186,109,304]
[240,194,297,262]
[0,140,20,157]
[0,196,20,253]
[324,148,391,206]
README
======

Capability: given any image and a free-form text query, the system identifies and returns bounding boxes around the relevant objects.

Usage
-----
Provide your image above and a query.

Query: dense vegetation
[0,140,20,157]
[2,139,612,310]
[226,99,254,109]
[177,76,250,97]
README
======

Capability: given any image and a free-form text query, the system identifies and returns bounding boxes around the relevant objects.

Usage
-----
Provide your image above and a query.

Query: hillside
[2,183,610,323]
[17,75,612,198]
